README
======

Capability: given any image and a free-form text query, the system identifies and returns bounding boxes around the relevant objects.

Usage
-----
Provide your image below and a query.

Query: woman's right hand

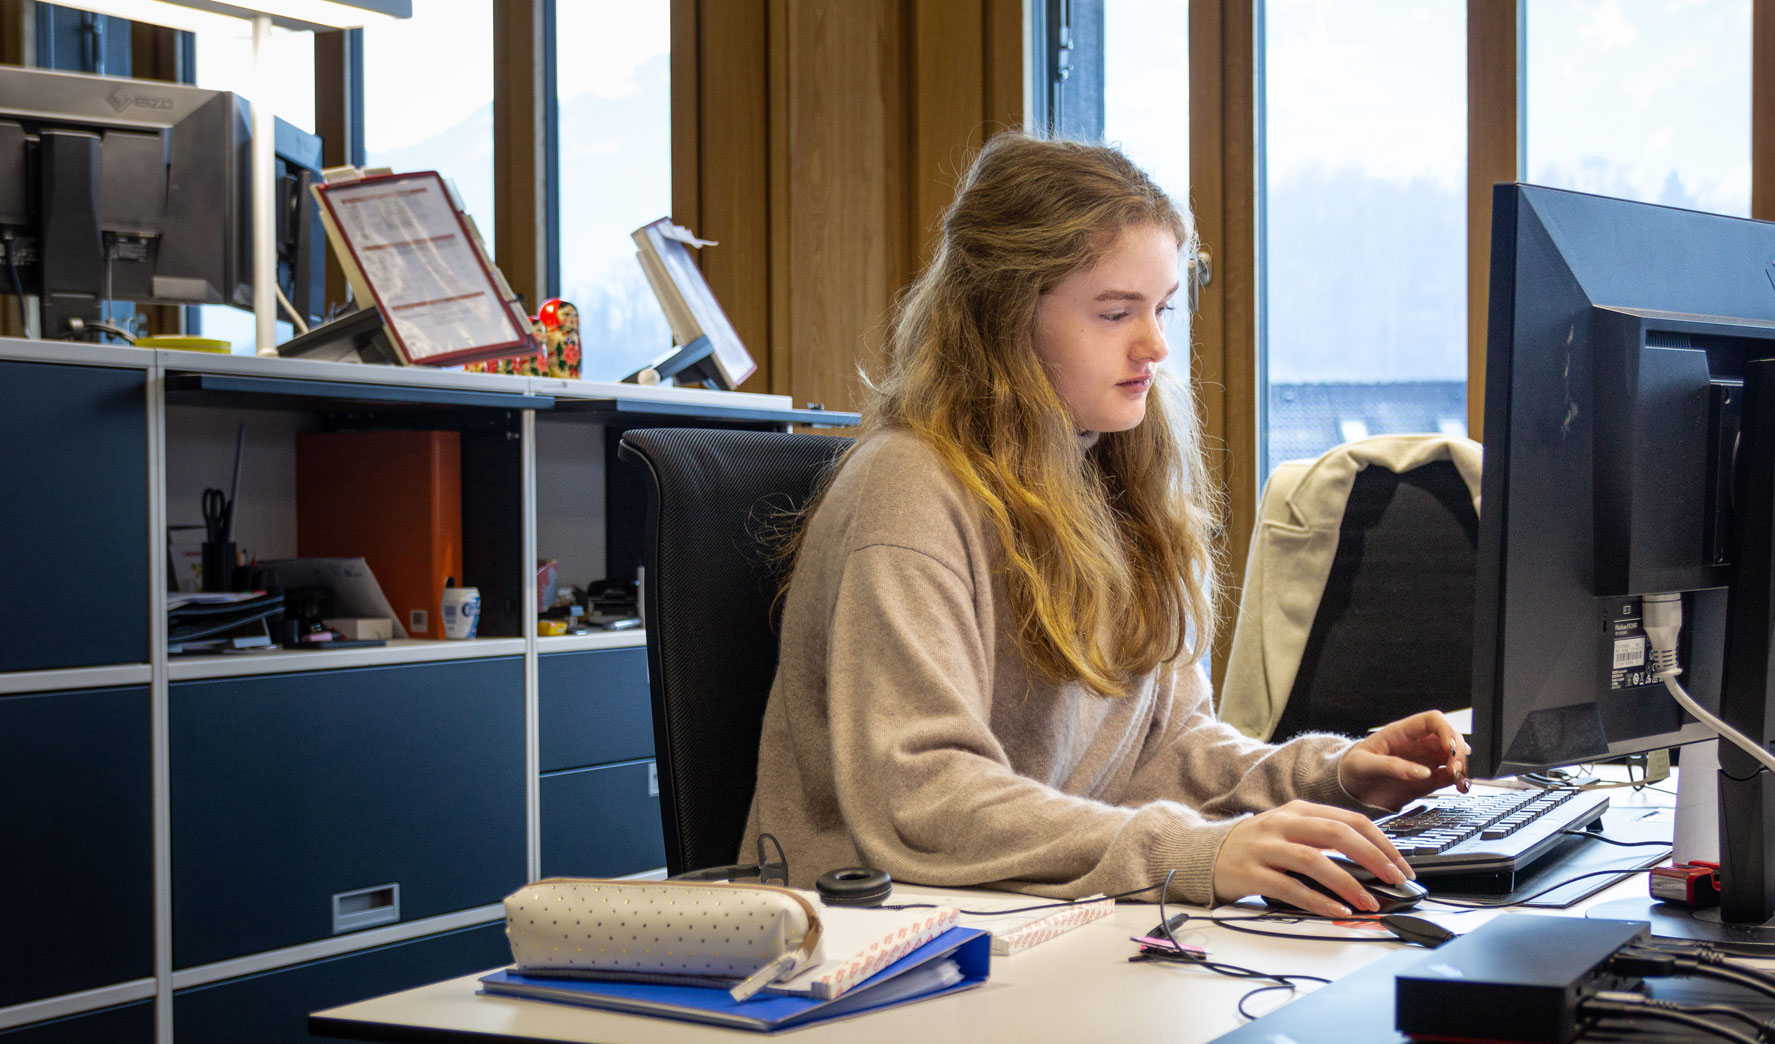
[1210,800,1414,918]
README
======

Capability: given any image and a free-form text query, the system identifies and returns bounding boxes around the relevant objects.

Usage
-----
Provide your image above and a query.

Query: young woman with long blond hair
[743,133,1467,918]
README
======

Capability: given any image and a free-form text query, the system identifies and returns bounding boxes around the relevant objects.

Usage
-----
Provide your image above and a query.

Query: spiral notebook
[953,894,1115,955]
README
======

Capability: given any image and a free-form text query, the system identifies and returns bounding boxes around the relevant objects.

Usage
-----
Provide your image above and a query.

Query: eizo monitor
[0,65,325,339]
[1477,182,1775,948]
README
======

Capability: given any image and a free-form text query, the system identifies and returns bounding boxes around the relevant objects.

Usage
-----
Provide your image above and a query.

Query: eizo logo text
[106,87,173,113]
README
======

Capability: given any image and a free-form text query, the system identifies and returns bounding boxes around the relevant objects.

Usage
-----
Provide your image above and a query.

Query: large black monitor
[1477,182,1775,946]
[0,65,325,339]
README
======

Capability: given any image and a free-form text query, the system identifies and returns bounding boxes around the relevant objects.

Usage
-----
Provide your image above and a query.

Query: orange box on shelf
[296,430,462,641]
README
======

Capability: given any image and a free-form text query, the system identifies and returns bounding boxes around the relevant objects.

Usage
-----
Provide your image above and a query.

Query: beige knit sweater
[742,429,1366,905]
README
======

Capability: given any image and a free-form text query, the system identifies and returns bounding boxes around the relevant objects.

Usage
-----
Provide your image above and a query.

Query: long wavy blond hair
[791,133,1222,697]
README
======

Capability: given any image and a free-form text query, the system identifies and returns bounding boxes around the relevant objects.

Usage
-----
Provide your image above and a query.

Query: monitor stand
[1587,741,1775,953]
[1589,894,1775,953]
[1587,357,1775,955]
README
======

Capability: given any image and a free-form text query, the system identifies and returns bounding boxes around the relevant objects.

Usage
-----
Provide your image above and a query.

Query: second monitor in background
[0,65,326,339]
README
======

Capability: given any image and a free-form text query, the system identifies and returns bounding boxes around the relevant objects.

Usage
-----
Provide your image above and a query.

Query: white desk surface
[310,783,1680,1044]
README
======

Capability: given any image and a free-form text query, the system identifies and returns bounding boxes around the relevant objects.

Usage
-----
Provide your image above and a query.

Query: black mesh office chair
[1270,457,1478,740]
[617,428,852,876]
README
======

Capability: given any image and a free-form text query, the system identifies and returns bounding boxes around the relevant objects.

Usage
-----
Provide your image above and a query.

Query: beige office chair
[1219,434,1483,742]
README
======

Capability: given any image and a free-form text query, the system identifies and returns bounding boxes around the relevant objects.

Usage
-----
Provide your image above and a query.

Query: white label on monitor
[1613,636,1647,670]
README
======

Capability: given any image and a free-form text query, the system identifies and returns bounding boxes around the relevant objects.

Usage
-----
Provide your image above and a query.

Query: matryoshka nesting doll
[536,298,581,379]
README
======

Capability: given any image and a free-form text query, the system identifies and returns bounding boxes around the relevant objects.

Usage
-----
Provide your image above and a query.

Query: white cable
[1643,592,1775,776]
[274,283,311,335]
[1659,675,1775,776]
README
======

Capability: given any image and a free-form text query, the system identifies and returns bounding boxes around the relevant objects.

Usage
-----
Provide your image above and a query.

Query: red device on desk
[297,430,462,640]
[1649,860,1721,907]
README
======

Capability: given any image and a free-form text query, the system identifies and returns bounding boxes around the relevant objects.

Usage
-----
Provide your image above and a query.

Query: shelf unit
[0,339,855,1044]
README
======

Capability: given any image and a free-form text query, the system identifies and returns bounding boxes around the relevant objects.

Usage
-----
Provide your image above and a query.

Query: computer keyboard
[1376,788,1611,877]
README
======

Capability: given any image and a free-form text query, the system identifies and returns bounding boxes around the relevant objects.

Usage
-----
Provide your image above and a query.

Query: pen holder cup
[202,541,236,593]
[441,586,481,640]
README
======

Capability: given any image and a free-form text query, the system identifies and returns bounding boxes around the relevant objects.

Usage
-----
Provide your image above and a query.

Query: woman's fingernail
[1386,865,1405,884]
[1415,765,1432,779]
[1335,904,1353,918]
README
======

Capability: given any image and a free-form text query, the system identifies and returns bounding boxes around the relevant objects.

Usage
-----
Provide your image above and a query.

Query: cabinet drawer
[175,922,507,1044]
[540,759,666,878]
[538,647,652,771]
[0,686,151,1008]
[170,659,525,969]
[0,1001,151,1043]
[0,362,147,671]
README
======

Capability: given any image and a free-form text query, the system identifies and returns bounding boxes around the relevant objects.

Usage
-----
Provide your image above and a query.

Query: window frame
[1036,0,1775,690]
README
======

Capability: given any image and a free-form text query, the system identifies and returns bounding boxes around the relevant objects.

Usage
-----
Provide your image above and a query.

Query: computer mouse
[1266,862,1429,915]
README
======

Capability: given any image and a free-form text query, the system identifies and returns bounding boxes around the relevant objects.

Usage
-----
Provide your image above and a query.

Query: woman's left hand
[1337,710,1470,811]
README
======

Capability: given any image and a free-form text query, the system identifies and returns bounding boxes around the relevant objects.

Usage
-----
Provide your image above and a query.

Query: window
[190,22,315,351]
[1037,0,1105,140]
[1525,0,1750,217]
[1259,0,1467,474]
[1104,1,1191,366]
[34,5,132,74]
[552,4,673,383]
[191,23,314,133]
[361,1,495,240]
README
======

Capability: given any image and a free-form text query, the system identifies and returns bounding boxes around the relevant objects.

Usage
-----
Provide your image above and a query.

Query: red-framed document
[313,169,535,367]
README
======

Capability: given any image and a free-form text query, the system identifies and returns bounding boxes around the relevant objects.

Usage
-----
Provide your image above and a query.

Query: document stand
[622,336,717,388]
[275,307,400,364]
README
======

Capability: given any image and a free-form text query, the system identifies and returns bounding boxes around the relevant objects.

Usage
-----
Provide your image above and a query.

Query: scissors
[202,487,231,544]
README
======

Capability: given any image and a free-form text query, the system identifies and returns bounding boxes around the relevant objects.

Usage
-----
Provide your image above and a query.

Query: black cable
[1615,944,1775,1014]
[1688,945,1775,993]
[883,878,1170,917]
[1201,910,1395,945]
[1156,867,1181,952]
[1685,961,1775,1003]
[1644,1001,1775,1041]
[1143,900,1397,947]
[2,231,26,323]
[1582,998,1763,1044]
[64,318,136,345]
[1233,977,1331,1021]
[1423,867,1657,909]
[1632,941,1775,998]
[1127,943,1331,1021]
[1556,828,1674,848]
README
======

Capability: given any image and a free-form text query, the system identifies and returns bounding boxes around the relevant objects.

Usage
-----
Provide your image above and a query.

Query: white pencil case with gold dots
[502,878,826,1000]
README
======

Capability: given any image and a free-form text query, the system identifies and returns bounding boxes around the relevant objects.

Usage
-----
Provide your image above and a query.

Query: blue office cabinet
[538,647,652,771]
[169,659,526,969]
[0,362,147,671]
[0,1001,152,1043]
[172,922,507,1044]
[0,686,151,1009]
[540,759,666,878]
[537,646,665,877]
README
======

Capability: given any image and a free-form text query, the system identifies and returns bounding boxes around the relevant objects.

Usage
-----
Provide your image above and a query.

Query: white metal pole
[252,14,277,355]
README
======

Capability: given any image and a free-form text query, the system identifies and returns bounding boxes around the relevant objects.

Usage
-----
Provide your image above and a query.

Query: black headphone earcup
[816,867,893,907]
